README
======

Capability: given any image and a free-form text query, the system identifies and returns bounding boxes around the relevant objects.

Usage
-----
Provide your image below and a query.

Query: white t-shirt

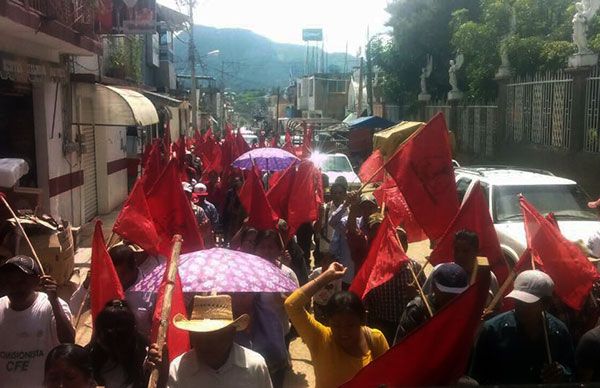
[0,293,73,388]
[168,344,272,388]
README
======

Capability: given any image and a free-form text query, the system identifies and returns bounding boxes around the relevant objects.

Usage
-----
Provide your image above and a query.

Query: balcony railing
[14,0,95,35]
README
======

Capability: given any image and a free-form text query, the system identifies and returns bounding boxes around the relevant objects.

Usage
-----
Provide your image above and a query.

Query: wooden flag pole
[391,226,433,318]
[0,195,46,276]
[408,261,434,318]
[541,311,553,364]
[147,235,183,388]
[483,269,516,315]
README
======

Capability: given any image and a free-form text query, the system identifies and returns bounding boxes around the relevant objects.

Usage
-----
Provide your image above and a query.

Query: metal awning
[141,90,187,108]
[74,83,159,127]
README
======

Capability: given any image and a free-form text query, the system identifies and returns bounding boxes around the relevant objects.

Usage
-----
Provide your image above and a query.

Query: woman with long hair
[86,300,151,388]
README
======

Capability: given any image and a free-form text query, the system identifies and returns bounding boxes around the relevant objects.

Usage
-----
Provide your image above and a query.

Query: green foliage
[106,36,143,83]
[377,0,599,103]
[374,0,481,104]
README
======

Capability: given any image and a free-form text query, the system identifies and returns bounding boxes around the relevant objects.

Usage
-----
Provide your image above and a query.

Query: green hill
[174,25,358,91]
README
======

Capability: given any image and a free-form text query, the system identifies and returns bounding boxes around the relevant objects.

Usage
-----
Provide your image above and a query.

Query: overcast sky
[157,0,391,54]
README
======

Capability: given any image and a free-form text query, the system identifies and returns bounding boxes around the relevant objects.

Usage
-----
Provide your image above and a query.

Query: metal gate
[81,124,97,221]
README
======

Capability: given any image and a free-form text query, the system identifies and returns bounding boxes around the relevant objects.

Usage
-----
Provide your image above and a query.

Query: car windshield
[319,155,353,173]
[494,184,597,222]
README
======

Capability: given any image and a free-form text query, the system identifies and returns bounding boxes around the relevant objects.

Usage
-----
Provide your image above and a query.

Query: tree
[374,0,481,105]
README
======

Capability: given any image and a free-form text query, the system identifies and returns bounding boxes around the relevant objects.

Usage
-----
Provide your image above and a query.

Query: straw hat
[173,295,250,333]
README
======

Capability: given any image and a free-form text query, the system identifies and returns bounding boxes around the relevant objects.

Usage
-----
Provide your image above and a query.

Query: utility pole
[275,86,280,136]
[220,60,225,130]
[188,0,198,132]
[357,57,364,116]
[366,38,373,116]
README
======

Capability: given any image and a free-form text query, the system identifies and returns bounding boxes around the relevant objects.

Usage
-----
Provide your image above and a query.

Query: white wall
[95,125,128,215]
[33,81,83,226]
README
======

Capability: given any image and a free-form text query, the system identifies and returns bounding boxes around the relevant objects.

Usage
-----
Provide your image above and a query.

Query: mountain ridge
[174,25,358,91]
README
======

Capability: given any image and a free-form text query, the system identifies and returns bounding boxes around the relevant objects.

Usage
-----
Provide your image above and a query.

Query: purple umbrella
[232,147,299,171]
[131,248,297,293]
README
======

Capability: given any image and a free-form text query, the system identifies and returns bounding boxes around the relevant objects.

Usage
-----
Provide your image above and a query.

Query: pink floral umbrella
[131,248,297,293]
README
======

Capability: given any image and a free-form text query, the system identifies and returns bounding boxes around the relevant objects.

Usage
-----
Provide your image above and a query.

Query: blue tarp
[347,116,395,131]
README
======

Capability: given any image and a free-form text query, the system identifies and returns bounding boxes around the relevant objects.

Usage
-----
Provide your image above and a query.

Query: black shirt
[576,325,600,381]
[470,310,575,385]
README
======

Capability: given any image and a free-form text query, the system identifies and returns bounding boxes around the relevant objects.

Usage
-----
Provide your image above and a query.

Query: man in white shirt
[587,198,600,257]
[0,255,74,388]
[167,294,272,388]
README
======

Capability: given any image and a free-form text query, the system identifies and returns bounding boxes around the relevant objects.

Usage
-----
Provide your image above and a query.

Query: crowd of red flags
[92,110,600,384]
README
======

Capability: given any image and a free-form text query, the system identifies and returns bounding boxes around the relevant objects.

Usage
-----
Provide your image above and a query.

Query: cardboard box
[17,223,74,286]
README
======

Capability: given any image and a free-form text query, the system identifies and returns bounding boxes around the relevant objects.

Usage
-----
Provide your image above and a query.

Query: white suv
[454,166,600,265]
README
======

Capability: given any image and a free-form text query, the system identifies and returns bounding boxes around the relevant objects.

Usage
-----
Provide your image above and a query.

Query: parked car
[454,166,600,265]
[310,152,361,191]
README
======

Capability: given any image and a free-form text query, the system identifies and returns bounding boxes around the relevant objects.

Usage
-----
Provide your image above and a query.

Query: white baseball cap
[181,182,193,193]
[506,270,554,304]
[193,183,208,196]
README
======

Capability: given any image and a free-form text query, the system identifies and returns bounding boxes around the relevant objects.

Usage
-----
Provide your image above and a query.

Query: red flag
[373,178,427,243]
[238,167,279,230]
[520,196,598,310]
[90,221,124,322]
[350,217,408,299]
[113,181,161,255]
[146,160,204,256]
[359,149,384,183]
[302,125,313,156]
[266,164,297,218]
[236,128,251,156]
[162,124,171,161]
[287,161,322,236]
[258,133,266,148]
[141,141,164,194]
[429,182,508,285]
[151,271,190,362]
[384,113,459,241]
[342,278,490,387]
[270,135,278,148]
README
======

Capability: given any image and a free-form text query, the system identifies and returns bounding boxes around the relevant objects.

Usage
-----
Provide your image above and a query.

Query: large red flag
[287,161,322,236]
[358,149,384,183]
[373,178,427,243]
[141,141,164,194]
[266,164,297,218]
[342,277,490,387]
[429,182,508,285]
[520,196,599,310]
[90,221,125,322]
[151,272,190,362]
[385,113,459,241]
[146,160,204,256]
[112,181,161,255]
[238,167,279,230]
[350,217,408,299]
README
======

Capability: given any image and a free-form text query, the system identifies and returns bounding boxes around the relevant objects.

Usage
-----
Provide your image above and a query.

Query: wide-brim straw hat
[173,294,250,333]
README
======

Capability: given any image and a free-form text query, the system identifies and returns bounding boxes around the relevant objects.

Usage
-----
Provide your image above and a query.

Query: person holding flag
[284,262,388,388]
[470,270,575,384]
[86,299,156,388]
[394,263,469,343]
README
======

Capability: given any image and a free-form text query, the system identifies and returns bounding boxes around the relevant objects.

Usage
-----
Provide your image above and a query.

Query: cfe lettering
[6,359,29,371]
[0,349,43,373]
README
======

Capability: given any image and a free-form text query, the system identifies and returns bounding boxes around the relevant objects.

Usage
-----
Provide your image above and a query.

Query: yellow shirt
[285,289,389,388]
